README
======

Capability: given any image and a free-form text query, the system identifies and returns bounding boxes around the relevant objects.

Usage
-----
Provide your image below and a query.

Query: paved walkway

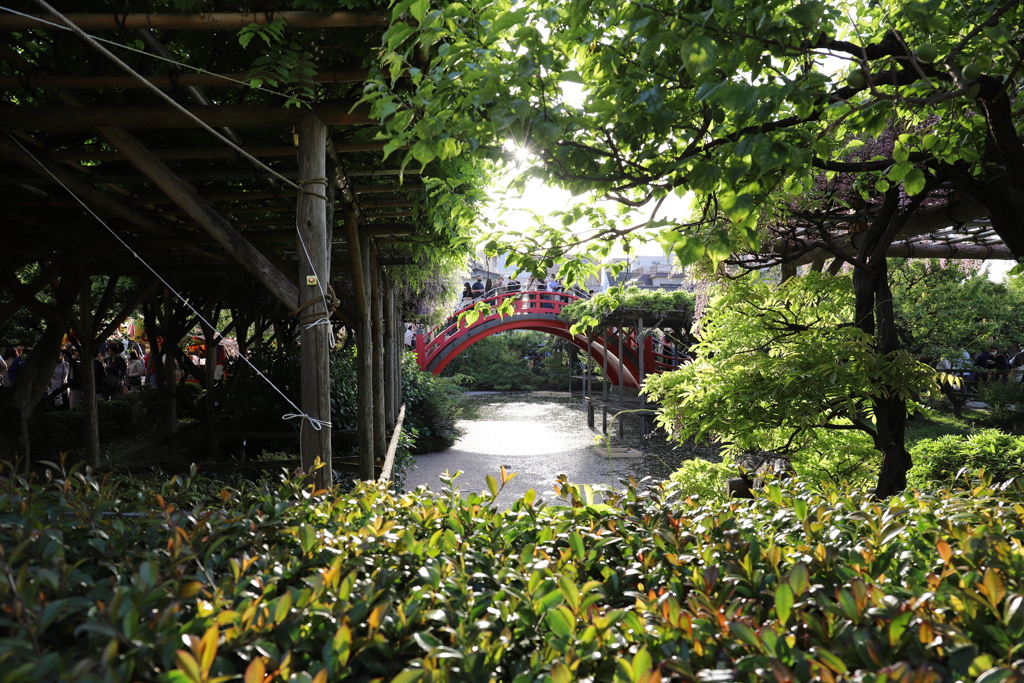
[405,398,634,506]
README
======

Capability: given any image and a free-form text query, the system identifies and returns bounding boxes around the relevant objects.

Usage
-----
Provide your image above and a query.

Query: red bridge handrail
[418,289,586,359]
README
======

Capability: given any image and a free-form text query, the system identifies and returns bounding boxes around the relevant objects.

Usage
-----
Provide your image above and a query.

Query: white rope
[26,0,302,192]
[8,133,330,431]
[0,5,311,105]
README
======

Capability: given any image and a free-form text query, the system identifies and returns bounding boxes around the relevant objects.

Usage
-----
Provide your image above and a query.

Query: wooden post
[369,244,387,459]
[156,288,178,457]
[347,208,375,480]
[382,274,396,430]
[77,278,101,468]
[637,317,646,436]
[617,329,625,438]
[297,114,332,489]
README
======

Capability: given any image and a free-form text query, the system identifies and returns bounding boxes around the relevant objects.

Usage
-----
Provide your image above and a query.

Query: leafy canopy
[560,285,695,333]
[643,273,942,458]
[890,259,1024,360]
[363,0,1023,270]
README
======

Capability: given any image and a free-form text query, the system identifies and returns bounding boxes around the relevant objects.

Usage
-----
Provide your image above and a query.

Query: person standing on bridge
[471,274,486,298]
[546,273,559,293]
[461,283,474,307]
[495,275,506,294]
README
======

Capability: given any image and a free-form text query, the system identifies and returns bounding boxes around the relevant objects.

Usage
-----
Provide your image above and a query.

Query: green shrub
[908,428,1024,487]
[977,380,1024,430]
[221,347,462,457]
[789,430,879,491]
[4,464,1024,682]
[667,456,732,501]
[441,331,573,392]
[401,352,463,453]
[560,285,695,328]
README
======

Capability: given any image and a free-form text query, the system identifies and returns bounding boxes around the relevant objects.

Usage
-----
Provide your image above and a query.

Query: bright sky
[483,174,687,258]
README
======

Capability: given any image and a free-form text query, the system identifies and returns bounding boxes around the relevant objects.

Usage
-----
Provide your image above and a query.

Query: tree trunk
[0,322,66,471]
[850,197,916,497]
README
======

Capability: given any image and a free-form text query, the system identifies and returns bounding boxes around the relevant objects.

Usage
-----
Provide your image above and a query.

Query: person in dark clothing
[976,346,1003,381]
[93,353,107,395]
[471,274,485,297]
[103,346,126,399]
[66,348,83,409]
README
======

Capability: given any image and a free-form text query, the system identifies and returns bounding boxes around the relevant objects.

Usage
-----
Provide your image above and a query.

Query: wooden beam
[0,11,388,31]
[781,198,989,267]
[0,69,371,90]
[362,211,414,218]
[356,228,375,480]
[296,113,332,490]
[134,189,300,205]
[0,101,371,131]
[50,140,389,162]
[0,134,173,235]
[886,242,1012,259]
[94,125,300,312]
[354,182,424,194]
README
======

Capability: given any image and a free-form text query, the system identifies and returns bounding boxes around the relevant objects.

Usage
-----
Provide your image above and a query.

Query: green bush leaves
[3,465,1024,682]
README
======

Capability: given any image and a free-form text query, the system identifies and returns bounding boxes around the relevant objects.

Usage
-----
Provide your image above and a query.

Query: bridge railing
[418,289,588,361]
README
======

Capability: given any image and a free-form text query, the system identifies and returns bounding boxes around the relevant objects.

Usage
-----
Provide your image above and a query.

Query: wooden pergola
[0,2,463,485]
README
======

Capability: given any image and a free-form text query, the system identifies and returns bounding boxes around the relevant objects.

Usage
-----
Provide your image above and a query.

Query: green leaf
[546,605,573,639]
[728,621,762,650]
[775,583,794,625]
[680,33,719,75]
[904,168,926,195]
[888,610,913,645]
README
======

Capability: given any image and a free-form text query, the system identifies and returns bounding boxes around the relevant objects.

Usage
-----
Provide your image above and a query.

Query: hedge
[2,464,1024,683]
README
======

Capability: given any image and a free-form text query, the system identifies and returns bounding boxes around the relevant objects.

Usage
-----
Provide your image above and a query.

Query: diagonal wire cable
[22,0,338,344]
[27,0,302,192]
[7,132,330,430]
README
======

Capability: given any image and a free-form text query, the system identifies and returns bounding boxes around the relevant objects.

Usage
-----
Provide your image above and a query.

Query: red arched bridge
[413,290,684,387]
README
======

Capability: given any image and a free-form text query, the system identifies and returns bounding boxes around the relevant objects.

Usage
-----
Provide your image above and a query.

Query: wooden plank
[50,141,389,162]
[354,182,424,193]
[0,135,170,235]
[0,69,371,90]
[297,113,333,490]
[0,11,388,31]
[0,102,371,131]
[94,125,301,312]
[378,403,406,484]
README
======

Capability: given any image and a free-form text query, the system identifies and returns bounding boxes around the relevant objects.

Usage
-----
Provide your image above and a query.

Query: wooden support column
[382,273,396,430]
[296,114,332,489]
[369,243,387,460]
[76,279,101,468]
[346,206,374,480]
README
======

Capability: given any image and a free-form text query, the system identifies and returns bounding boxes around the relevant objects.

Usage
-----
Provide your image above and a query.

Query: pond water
[405,394,710,505]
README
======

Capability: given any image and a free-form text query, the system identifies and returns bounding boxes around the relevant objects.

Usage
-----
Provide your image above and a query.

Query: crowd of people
[935,345,1024,381]
[0,337,206,411]
[458,273,591,309]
